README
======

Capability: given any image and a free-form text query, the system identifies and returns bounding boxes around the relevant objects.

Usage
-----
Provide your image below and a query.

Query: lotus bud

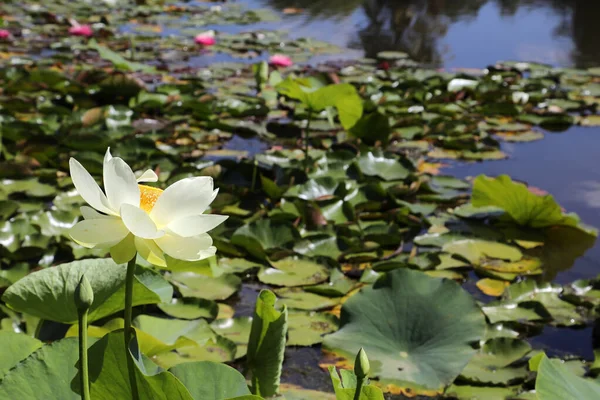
[75,274,94,311]
[354,348,370,379]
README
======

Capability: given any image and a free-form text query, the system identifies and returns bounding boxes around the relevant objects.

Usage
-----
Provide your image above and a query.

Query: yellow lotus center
[139,185,163,213]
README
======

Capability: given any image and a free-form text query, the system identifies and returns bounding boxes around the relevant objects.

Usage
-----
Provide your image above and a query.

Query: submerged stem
[124,256,139,400]
[78,310,90,400]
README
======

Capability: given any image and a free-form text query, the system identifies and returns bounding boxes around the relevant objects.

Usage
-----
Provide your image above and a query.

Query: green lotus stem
[124,256,139,400]
[78,309,91,400]
[304,110,313,170]
[75,275,94,400]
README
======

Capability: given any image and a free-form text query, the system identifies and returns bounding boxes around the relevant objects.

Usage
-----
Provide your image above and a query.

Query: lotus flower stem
[75,275,94,400]
[124,256,139,400]
[78,310,91,400]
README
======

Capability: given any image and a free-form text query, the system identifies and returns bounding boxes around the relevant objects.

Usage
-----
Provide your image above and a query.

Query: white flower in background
[69,148,227,266]
[512,91,530,104]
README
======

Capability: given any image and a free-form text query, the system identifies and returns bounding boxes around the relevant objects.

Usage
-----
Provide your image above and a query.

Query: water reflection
[262,0,600,68]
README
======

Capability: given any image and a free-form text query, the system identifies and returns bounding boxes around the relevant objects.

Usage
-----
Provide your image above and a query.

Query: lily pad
[442,239,523,265]
[287,311,339,346]
[169,272,241,301]
[323,268,485,392]
[258,257,329,287]
[357,150,411,181]
[535,354,600,400]
[460,338,531,384]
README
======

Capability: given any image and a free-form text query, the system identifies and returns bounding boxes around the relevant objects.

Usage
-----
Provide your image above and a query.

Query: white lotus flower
[69,148,227,266]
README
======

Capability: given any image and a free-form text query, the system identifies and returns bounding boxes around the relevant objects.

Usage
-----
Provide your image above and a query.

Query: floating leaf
[258,257,329,287]
[169,361,252,400]
[323,269,485,392]
[357,150,411,181]
[460,338,531,384]
[287,311,338,346]
[535,354,600,400]
[442,239,522,265]
[169,272,241,301]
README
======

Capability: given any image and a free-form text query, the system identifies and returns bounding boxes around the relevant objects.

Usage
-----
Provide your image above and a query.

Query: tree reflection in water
[262,0,600,68]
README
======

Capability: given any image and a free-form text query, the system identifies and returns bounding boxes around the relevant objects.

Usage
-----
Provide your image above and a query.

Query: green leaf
[284,177,339,201]
[158,298,218,321]
[287,311,338,346]
[323,268,486,392]
[247,290,288,397]
[169,361,252,400]
[460,338,531,384]
[0,332,42,379]
[0,338,79,399]
[275,287,340,311]
[211,317,253,359]
[349,112,391,145]
[2,259,172,324]
[357,150,411,181]
[231,220,299,260]
[441,239,522,265]
[536,354,600,400]
[329,366,385,400]
[168,272,241,300]
[86,331,193,399]
[258,257,329,287]
[472,175,595,235]
[88,39,156,73]
[309,83,363,130]
[276,79,363,130]
[505,280,584,326]
[446,384,519,400]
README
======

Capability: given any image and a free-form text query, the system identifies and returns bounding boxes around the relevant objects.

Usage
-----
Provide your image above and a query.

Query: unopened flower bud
[75,274,94,311]
[354,348,370,379]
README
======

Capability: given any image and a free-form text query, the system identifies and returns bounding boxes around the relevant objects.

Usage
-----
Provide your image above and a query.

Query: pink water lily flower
[69,25,93,37]
[194,31,216,46]
[0,30,10,39]
[269,54,293,68]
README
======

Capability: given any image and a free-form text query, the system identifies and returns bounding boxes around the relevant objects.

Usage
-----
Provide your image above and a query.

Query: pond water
[233,0,600,365]
[233,0,600,284]
[3,0,600,396]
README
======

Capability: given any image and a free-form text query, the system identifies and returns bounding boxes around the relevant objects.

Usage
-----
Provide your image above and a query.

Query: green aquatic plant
[329,348,384,400]
[276,77,363,168]
[246,289,288,398]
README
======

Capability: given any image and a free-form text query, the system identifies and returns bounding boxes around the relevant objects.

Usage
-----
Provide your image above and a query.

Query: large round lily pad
[323,268,486,392]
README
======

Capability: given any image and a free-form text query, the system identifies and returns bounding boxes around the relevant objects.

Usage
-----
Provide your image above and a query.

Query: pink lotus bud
[194,31,216,46]
[0,30,10,39]
[269,54,293,68]
[69,25,93,38]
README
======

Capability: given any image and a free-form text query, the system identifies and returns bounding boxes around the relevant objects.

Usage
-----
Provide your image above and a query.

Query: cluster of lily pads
[3,0,600,399]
